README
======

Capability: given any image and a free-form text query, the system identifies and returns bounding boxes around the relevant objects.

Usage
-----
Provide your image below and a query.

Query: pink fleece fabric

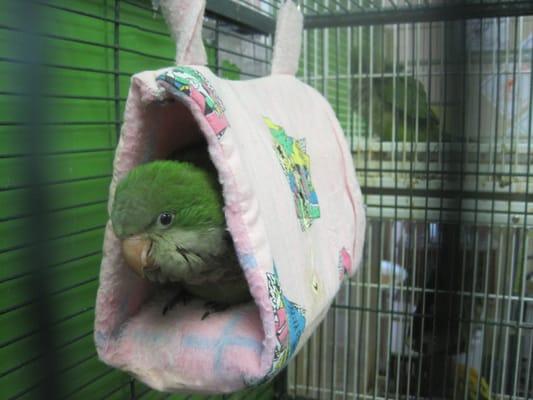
[94,66,366,394]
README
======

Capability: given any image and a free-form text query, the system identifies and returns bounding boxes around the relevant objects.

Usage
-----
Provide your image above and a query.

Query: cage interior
[3,0,533,398]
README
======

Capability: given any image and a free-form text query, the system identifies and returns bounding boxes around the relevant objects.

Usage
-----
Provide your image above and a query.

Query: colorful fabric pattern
[157,67,229,138]
[338,247,352,281]
[264,117,320,231]
[265,265,306,376]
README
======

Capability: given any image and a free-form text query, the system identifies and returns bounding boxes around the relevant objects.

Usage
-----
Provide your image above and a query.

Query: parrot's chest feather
[145,226,241,285]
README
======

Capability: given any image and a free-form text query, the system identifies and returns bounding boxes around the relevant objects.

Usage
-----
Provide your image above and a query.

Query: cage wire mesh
[287,1,533,400]
[2,0,533,399]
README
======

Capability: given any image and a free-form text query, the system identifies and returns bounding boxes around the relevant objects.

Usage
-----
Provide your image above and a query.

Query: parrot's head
[111,160,225,280]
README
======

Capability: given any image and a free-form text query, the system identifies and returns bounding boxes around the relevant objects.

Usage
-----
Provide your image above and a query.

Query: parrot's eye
[158,212,174,227]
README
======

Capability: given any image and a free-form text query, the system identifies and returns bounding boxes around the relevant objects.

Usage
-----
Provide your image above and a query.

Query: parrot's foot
[162,291,192,315]
[201,301,230,320]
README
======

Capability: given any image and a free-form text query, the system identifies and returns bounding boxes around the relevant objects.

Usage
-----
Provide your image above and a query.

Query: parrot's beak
[121,236,155,277]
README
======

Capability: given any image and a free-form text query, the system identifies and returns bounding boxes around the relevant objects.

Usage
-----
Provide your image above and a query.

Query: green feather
[110,159,250,304]
[111,160,224,238]
[351,27,441,142]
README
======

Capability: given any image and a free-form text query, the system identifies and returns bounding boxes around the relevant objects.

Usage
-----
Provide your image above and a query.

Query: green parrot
[354,76,440,142]
[351,27,440,142]
[110,156,251,317]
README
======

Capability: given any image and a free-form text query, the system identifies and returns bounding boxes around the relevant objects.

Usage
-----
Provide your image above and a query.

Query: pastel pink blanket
[94,0,364,394]
[94,64,365,393]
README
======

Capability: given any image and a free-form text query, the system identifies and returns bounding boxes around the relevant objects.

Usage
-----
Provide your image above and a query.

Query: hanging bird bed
[94,0,366,394]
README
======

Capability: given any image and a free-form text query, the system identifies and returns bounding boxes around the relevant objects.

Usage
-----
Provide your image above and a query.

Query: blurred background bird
[351,26,440,142]
[110,149,250,317]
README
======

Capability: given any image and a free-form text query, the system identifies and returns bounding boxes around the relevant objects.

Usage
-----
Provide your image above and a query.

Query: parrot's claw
[201,301,229,320]
[162,291,192,315]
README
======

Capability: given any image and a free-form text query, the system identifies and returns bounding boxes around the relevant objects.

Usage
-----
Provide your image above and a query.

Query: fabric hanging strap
[156,0,302,75]
[271,1,303,76]
[157,0,208,66]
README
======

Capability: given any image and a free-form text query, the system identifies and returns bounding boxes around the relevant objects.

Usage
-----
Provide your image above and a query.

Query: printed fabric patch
[338,247,352,281]
[157,67,229,139]
[265,265,306,378]
[264,117,320,231]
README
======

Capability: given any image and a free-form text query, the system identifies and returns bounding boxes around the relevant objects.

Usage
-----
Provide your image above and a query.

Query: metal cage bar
[286,0,533,399]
